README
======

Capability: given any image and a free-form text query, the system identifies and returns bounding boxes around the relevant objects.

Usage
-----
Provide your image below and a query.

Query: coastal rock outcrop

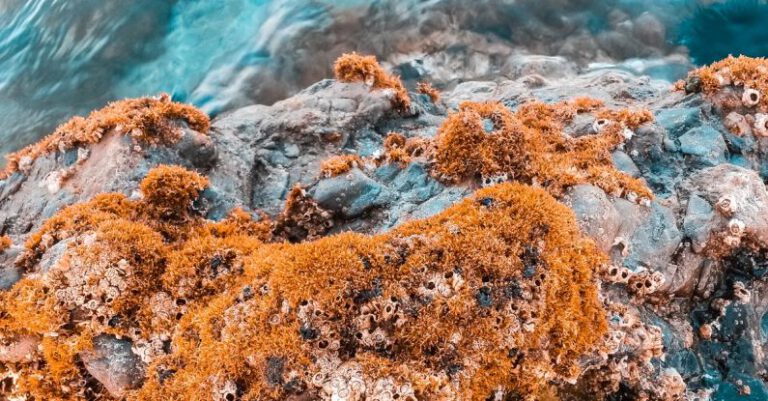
[5,54,768,400]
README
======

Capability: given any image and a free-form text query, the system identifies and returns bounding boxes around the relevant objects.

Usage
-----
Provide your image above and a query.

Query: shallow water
[0,0,763,156]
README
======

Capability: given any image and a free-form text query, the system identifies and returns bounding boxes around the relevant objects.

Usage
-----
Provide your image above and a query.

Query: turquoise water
[0,0,763,155]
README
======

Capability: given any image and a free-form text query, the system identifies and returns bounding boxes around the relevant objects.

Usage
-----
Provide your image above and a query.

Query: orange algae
[594,108,654,129]
[273,185,333,242]
[680,55,768,97]
[417,81,440,103]
[0,236,11,253]
[319,154,365,178]
[0,94,210,180]
[334,53,411,112]
[382,132,410,165]
[1,166,608,400]
[431,100,653,199]
[1,165,274,400]
[134,182,608,401]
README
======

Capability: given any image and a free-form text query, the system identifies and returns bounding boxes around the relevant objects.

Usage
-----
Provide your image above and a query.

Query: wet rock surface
[4,55,768,400]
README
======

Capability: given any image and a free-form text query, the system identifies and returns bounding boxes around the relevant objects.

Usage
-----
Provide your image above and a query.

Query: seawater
[0,0,765,156]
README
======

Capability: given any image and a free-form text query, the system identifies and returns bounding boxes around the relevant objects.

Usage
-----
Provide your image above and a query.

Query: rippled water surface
[1,0,765,156]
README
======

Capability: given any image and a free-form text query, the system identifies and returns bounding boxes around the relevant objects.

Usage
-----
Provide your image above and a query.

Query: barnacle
[0,166,608,401]
[334,53,411,112]
[742,87,761,106]
[0,94,210,180]
[754,113,768,136]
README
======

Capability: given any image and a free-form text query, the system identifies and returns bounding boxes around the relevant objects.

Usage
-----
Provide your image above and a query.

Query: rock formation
[3,54,768,400]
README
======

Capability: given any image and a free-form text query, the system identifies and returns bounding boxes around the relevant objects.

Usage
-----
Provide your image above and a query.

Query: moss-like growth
[676,55,768,113]
[431,100,653,199]
[319,154,364,178]
[273,186,333,242]
[0,166,608,401]
[139,164,208,217]
[1,95,210,180]
[334,53,411,112]
[417,81,440,103]
[0,236,11,253]
[381,132,428,167]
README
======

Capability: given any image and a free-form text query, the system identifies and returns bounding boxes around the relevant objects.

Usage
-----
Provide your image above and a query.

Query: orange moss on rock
[432,102,525,182]
[273,185,333,242]
[0,236,11,253]
[383,132,410,165]
[1,165,275,400]
[417,81,440,103]
[139,164,209,218]
[431,100,653,199]
[1,94,210,180]
[683,55,768,95]
[319,154,364,178]
[378,132,429,168]
[0,166,608,401]
[133,182,607,401]
[594,108,654,129]
[677,55,768,116]
[568,97,605,113]
[334,53,411,112]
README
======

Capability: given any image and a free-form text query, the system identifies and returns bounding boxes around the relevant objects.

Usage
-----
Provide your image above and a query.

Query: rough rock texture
[5,55,768,400]
[80,335,146,398]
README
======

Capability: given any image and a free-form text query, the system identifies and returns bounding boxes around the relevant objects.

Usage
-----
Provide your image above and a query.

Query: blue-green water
[0,0,764,155]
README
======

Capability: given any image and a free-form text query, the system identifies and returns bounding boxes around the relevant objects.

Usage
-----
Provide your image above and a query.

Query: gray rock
[665,246,705,296]
[175,128,217,168]
[503,55,576,80]
[616,199,682,272]
[612,150,641,177]
[563,185,620,252]
[678,125,728,168]
[408,187,467,221]
[37,238,75,273]
[312,168,395,219]
[713,373,768,401]
[0,245,22,290]
[0,265,20,291]
[389,163,444,204]
[656,107,701,138]
[80,335,145,398]
[684,164,768,249]
[683,194,716,253]
[0,335,39,363]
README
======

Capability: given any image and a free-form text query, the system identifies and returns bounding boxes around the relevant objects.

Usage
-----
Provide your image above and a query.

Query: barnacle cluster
[272,186,334,242]
[679,55,768,137]
[0,164,611,400]
[430,100,654,200]
[334,53,411,112]
[0,94,210,179]
[569,302,682,401]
